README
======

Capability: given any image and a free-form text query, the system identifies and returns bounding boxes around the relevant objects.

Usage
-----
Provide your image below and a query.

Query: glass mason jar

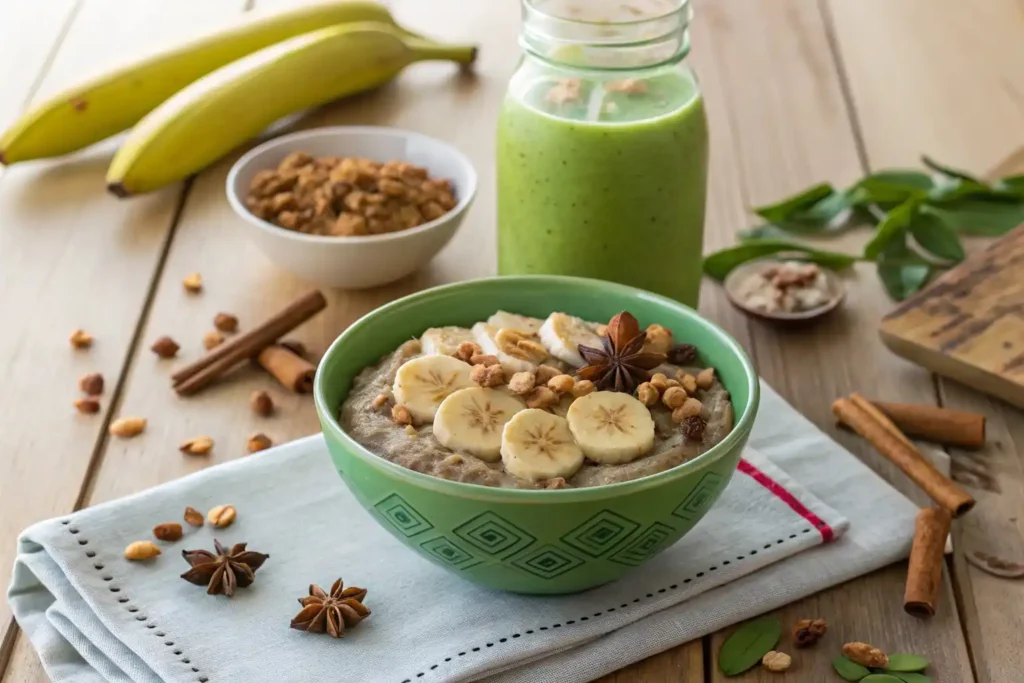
[497,0,708,307]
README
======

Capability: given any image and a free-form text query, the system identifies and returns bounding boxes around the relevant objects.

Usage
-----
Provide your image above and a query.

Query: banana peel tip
[107,182,132,199]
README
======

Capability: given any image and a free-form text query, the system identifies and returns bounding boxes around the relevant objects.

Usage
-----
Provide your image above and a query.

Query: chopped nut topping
[696,367,715,390]
[672,397,703,423]
[605,78,649,94]
[572,379,596,398]
[471,364,505,388]
[124,541,161,561]
[545,78,582,105]
[203,330,225,350]
[69,329,93,349]
[207,504,237,528]
[761,651,791,672]
[649,372,669,392]
[734,261,832,314]
[644,324,673,355]
[677,372,697,394]
[184,506,204,527]
[78,372,104,396]
[534,365,561,384]
[110,416,146,438]
[470,353,500,367]
[841,642,888,669]
[247,432,273,453]
[508,371,536,395]
[664,378,681,389]
[153,522,183,542]
[544,477,569,489]
[182,273,203,293]
[372,394,389,410]
[454,341,483,363]
[251,390,274,416]
[74,397,101,414]
[214,312,239,333]
[180,436,214,455]
[526,386,559,409]
[548,374,575,394]
[793,618,827,647]
[150,336,180,358]
[636,382,659,407]
[392,404,413,425]
[662,386,687,410]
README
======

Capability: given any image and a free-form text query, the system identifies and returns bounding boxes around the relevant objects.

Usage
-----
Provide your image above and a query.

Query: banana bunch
[0,1,476,195]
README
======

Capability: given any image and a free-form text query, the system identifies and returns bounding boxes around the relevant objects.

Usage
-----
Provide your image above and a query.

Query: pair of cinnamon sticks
[832,393,983,619]
[172,290,326,395]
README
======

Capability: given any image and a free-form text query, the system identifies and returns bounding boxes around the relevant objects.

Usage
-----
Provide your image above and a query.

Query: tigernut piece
[184,506,204,527]
[508,371,536,395]
[644,324,673,355]
[548,374,575,394]
[150,335,180,358]
[124,541,161,561]
[793,618,827,647]
[677,372,697,394]
[470,353,500,367]
[247,432,273,453]
[841,642,888,668]
[471,364,505,388]
[182,273,203,293]
[78,372,104,396]
[526,386,559,409]
[213,312,239,333]
[250,390,274,416]
[372,394,389,410]
[665,378,681,389]
[69,329,93,349]
[203,330,225,350]
[534,365,561,384]
[179,436,214,456]
[110,417,146,438]
[207,505,237,528]
[672,398,703,423]
[761,651,791,673]
[74,397,101,414]
[636,382,659,407]
[153,522,183,542]
[455,341,483,363]
[696,367,715,390]
[572,379,596,398]
[392,404,413,425]
[662,386,688,410]
[649,373,669,391]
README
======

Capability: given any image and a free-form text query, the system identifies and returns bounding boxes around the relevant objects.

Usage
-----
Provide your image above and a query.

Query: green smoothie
[497,67,709,307]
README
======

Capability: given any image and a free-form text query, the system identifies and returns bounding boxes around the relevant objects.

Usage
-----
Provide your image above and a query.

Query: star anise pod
[290,578,370,638]
[577,312,666,394]
[180,539,269,597]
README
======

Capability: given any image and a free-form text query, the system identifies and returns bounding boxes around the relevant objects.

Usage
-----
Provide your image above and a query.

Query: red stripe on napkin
[737,459,835,543]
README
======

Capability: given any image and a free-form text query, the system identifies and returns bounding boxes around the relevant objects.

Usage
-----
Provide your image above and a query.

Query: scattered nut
[124,540,161,561]
[572,379,596,398]
[182,273,203,293]
[649,372,669,391]
[761,651,792,673]
[793,618,827,647]
[548,374,575,394]
[526,386,559,409]
[179,436,214,456]
[508,371,536,396]
[644,324,673,355]
[213,312,239,333]
[664,378,681,389]
[372,394,389,410]
[250,390,274,416]
[544,477,569,489]
[471,363,505,387]
[207,504,237,528]
[203,330,225,350]
[184,506,204,527]
[150,335,180,358]
[392,404,413,426]
[109,416,146,438]
[73,397,101,414]
[470,353,500,367]
[696,367,715,390]
[841,642,888,669]
[534,365,561,384]
[677,372,697,394]
[672,398,703,423]
[69,329,93,349]
[454,341,483,363]
[662,386,688,410]
[78,372,104,396]
[636,382,659,407]
[247,432,273,453]
[153,522,183,542]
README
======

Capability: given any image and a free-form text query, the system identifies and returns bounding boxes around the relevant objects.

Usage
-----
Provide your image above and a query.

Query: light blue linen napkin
[8,382,917,682]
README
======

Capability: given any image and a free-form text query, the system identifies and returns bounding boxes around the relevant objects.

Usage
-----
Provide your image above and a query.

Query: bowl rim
[314,275,760,502]
[225,125,479,246]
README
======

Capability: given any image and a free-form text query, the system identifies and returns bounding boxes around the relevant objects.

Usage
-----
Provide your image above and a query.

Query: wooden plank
[0,1,251,678]
[828,1,1024,681]
[595,641,703,682]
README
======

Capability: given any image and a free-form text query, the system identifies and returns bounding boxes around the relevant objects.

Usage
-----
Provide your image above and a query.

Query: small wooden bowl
[722,258,846,323]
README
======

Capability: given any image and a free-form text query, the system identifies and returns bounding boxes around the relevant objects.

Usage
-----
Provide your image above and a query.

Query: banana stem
[407,38,478,65]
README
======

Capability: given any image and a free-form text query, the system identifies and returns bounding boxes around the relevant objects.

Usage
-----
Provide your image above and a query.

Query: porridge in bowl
[339,310,734,489]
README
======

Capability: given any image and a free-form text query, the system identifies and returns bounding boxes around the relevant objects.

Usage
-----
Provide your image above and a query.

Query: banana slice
[566,391,655,464]
[434,387,525,461]
[420,326,476,356]
[392,355,475,424]
[538,312,605,368]
[488,311,544,335]
[501,409,584,481]
[472,322,537,374]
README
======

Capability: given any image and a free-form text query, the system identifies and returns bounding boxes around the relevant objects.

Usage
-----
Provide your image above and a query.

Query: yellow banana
[106,23,476,196]
[0,1,411,164]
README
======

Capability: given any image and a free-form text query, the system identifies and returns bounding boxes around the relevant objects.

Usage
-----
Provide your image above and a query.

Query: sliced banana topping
[472,322,539,374]
[566,391,655,465]
[420,326,476,356]
[434,387,525,461]
[538,312,604,368]
[392,355,475,424]
[501,409,584,481]
[487,311,544,335]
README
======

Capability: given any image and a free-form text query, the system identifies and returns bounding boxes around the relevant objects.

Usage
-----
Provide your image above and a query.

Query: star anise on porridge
[180,539,269,597]
[577,312,666,394]
[291,578,370,638]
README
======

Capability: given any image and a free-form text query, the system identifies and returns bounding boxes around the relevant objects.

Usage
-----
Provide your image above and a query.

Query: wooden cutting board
[880,223,1024,408]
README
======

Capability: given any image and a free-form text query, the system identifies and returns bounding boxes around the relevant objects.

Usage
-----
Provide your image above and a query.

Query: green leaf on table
[860,675,905,683]
[717,617,781,676]
[753,183,834,223]
[832,656,871,681]
[929,177,1023,203]
[909,211,965,262]
[922,199,1024,236]
[885,672,932,683]
[921,155,982,183]
[863,198,919,260]
[702,239,858,281]
[737,224,792,241]
[995,174,1024,195]
[885,654,930,673]
[877,231,932,301]
[852,171,932,208]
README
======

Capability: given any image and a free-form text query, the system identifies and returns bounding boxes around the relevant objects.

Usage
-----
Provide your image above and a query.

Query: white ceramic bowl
[226,126,477,289]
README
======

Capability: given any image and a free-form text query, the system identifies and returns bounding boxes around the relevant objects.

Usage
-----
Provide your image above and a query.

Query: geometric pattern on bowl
[607,521,677,567]
[671,472,725,521]
[560,509,641,558]
[453,511,536,559]
[418,535,482,571]
[374,493,434,538]
[509,544,586,580]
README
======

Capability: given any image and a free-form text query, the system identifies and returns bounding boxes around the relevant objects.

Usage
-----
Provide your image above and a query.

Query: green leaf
[929,177,1023,203]
[886,672,932,683]
[922,200,1024,236]
[909,211,965,262]
[852,172,932,208]
[995,174,1024,195]
[877,231,932,301]
[753,183,834,223]
[885,654,930,673]
[717,617,781,676]
[793,190,853,225]
[860,675,905,683]
[702,240,858,281]
[737,224,792,241]
[832,656,871,681]
[863,199,918,260]
[921,155,982,183]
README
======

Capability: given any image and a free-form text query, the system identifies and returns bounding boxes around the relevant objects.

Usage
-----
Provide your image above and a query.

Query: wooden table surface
[2,0,1023,681]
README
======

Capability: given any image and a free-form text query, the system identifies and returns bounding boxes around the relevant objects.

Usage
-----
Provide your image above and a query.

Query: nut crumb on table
[734,261,832,314]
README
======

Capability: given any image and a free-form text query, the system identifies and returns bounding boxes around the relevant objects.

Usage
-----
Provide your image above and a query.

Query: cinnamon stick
[850,393,914,449]
[872,400,986,449]
[172,290,326,396]
[257,344,316,393]
[831,397,975,517]
[904,506,952,618]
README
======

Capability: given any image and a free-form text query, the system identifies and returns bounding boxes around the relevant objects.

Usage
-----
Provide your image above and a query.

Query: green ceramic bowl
[314,276,759,594]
